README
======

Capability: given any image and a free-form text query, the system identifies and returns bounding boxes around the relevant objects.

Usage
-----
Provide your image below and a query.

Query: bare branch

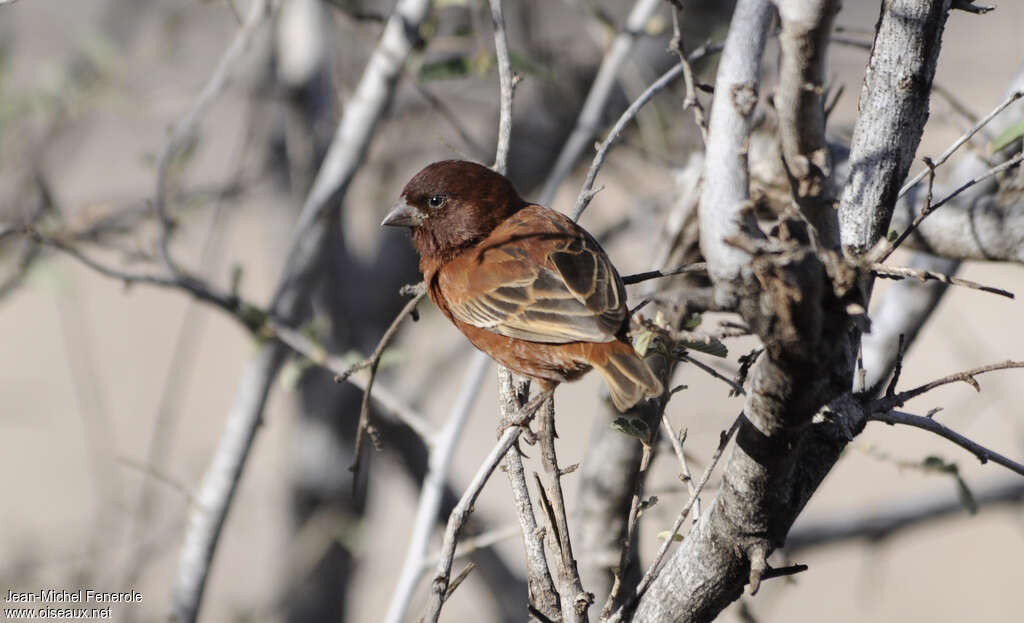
[859,253,959,394]
[870,263,1014,299]
[539,0,663,205]
[667,2,708,144]
[488,0,515,175]
[536,398,592,622]
[572,42,724,221]
[875,360,1024,410]
[498,369,561,619]
[898,89,1024,199]
[350,286,428,479]
[424,391,552,623]
[270,321,436,441]
[154,0,271,278]
[383,353,491,623]
[170,1,433,620]
[869,410,1024,477]
[874,150,1024,262]
[614,416,741,621]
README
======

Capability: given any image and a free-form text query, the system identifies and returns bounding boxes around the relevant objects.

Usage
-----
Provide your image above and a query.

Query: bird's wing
[439,205,627,344]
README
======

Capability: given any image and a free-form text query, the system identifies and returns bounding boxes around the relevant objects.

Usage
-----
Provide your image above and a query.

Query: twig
[424,393,551,623]
[872,150,1024,262]
[422,524,522,570]
[170,1,433,620]
[572,49,721,221]
[869,410,1024,477]
[536,397,591,622]
[870,264,1014,299]
[898,90,1024,199]
[383,352,491,623]
[498,369,561,619]
[601,440,653,618]
[488,0,515,175]
[620,262,707,285]
[350,286,427,479]
[667,1,708,144]
[875,360,1024,411]
[270,321,436,442]
[539,0,664,205]
[153,0,271,278]
[614,415,742,620]
[678,352,746,396]
[661,416,700,520]
[410,82,491,161]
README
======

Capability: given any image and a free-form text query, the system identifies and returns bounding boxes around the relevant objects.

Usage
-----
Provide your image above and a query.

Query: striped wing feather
[440,205,627,344]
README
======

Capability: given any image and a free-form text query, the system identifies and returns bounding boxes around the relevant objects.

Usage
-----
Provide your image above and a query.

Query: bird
[381,160,662,412]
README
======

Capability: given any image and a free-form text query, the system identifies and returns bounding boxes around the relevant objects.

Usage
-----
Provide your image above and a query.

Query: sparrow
[381,160,662,411]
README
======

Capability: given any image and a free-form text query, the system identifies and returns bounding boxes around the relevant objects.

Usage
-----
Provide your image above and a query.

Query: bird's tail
[591,341,664,412]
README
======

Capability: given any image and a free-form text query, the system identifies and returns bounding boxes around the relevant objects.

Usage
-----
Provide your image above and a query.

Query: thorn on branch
[747,543,768,595]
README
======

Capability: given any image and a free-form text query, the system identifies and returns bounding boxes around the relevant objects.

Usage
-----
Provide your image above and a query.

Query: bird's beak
[381,200,424,228]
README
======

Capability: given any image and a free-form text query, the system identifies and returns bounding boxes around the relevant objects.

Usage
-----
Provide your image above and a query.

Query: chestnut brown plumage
[382,160,662,411]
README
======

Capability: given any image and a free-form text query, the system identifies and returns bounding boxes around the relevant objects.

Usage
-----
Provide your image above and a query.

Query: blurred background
[1,1,1023,621]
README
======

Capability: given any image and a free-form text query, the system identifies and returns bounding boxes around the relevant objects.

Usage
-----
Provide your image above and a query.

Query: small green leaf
[508,51,552,81]
[683,313,703,330]
[633,329,654,357]
[677,337,728,358]
[611,417,651,443]
[990,119,1024,153]
[887,229,899,242]
[921,455,956,474]
[418,56,473,81]
[657,531,683,542]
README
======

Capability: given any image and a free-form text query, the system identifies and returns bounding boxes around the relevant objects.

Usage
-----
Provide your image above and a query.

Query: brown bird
[381,160,662,411]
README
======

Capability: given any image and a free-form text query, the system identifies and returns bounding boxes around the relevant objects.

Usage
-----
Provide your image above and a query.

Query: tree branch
[383,353,491,623]
[169,1,433,620]
[869,410,1024,477]
[696,0,773,309]
[775,0,842,247]
[838,0,954,256]
[538,0,663,205]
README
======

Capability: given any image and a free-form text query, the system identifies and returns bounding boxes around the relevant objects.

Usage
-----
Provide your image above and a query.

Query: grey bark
[633,1,960,621]
[838,0,954,256]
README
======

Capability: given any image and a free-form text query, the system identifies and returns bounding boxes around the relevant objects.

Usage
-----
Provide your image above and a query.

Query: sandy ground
[2,1,1023,622]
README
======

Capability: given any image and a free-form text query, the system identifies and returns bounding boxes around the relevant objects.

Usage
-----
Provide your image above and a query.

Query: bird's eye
[428,195,446,209]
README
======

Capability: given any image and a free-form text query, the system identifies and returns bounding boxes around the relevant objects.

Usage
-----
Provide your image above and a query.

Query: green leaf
[418,56,473,81]
[990,119,1024,153]
[678,337,728,358]
[633,329,654,357]
[683,313,703,330]
[611,417,651,443]
[508,51,552,81]
[657,530,683,542]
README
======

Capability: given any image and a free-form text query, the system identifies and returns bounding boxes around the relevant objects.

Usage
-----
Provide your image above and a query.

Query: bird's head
[382,160,526,263]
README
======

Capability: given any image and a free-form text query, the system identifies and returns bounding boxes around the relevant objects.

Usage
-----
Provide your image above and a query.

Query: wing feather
[438,205,627,344]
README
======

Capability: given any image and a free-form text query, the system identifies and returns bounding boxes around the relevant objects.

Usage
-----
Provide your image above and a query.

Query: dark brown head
[382,160,527,265]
